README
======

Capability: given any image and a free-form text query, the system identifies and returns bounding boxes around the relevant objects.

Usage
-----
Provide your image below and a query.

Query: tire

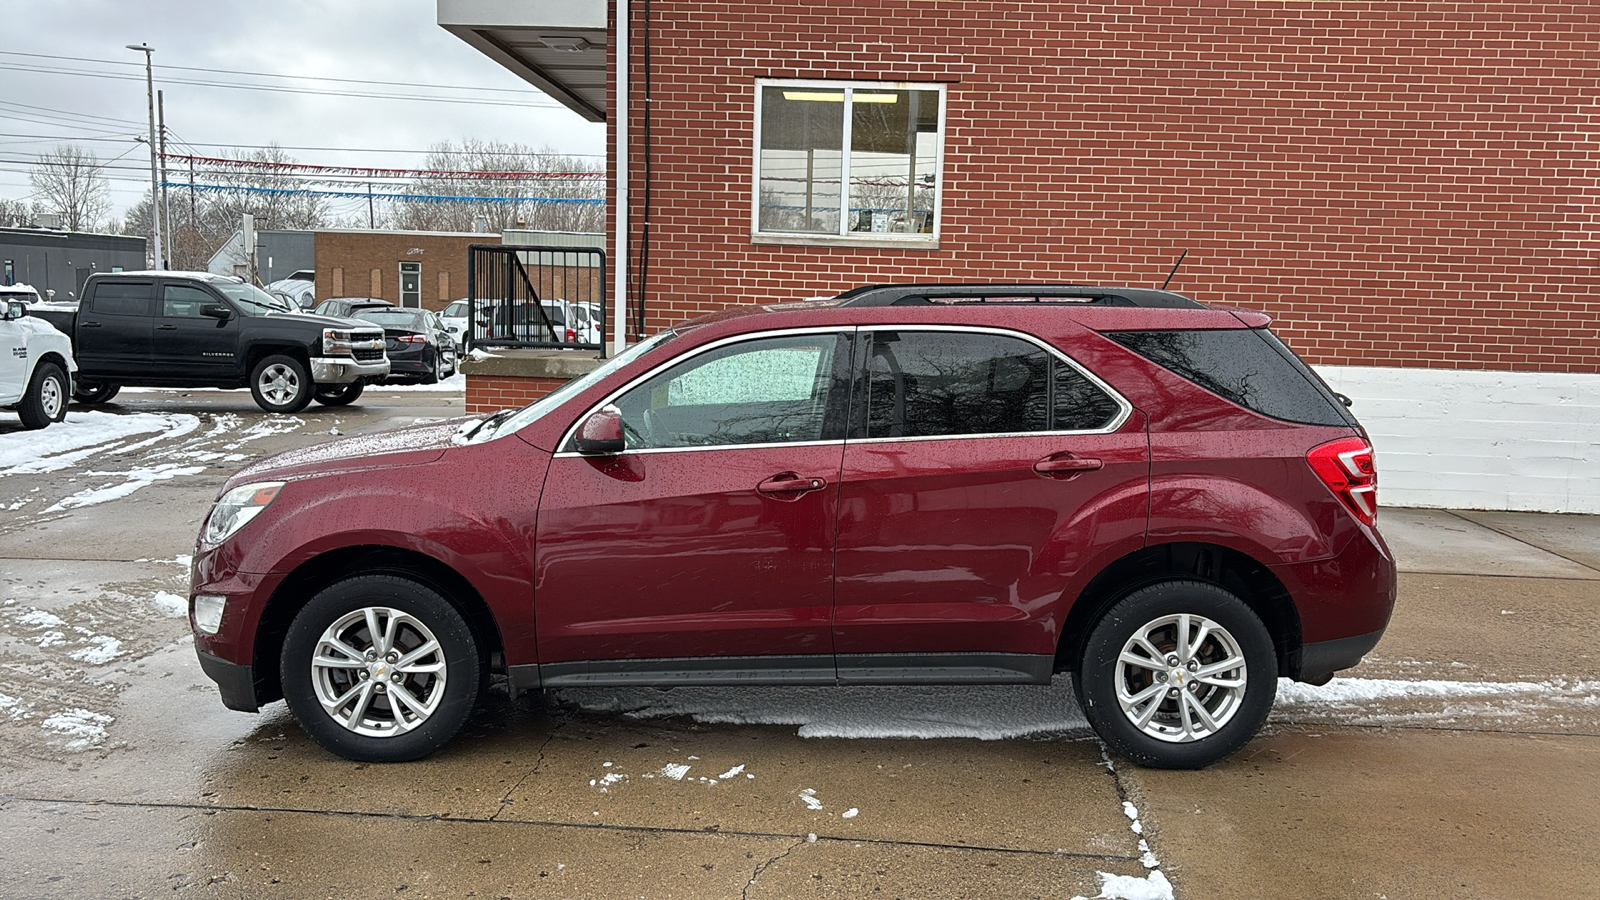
[314,381,365,407]
[250,354,314,414]
[1075,580,1277,769]
[421,348,440,385]
[280,575,480,762]
[71,381,120,405]
[18,361,69,429]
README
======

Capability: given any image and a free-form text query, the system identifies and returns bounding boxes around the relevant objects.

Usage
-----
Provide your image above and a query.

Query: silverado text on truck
[32,271,390,414]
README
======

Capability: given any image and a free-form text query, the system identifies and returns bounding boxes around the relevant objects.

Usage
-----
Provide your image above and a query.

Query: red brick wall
[608,1,1599,372]
[314,231,499,312]
[466,375,569,414]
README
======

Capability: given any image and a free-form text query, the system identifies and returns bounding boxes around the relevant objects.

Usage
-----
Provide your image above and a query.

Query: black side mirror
[574,405,625,454]
[200,304,234,321]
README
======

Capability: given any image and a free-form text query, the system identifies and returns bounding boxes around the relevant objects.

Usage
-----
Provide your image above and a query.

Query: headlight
[323,328,355,356]
[202,482,284,546]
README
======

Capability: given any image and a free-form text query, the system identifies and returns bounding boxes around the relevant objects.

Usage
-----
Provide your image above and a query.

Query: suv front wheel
[280,575,480,762]
[1076,580,1276,769]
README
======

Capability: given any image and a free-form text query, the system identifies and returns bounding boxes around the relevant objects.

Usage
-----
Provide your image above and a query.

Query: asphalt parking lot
[1,388,1597,899]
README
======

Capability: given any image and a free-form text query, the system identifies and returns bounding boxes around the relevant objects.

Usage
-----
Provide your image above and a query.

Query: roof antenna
[1160,249,1188,290]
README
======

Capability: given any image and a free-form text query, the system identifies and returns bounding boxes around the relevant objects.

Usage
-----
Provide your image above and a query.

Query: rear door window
[90,281,155,316]
[860,330,1123,438]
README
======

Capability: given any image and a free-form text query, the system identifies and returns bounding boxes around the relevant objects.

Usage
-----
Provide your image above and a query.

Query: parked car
[1,297,75,429]
[190,282,1394,768]
[264,274,316,311]
[31,272,389,414]
[349,307,456,384]
[314,297,392,319]
[564,300,602,345]
[439,298,474,351]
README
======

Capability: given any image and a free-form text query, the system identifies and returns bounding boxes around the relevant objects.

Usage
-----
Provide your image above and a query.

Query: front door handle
[1033,454,1103,479]
[157,324,177,330]
[757,472,827,498]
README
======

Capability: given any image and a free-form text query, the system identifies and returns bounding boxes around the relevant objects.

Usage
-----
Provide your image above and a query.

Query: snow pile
[0,412,197,475]
[45,463,206,512]
[374,372,466,392]
[152,592,189,618]
[69,635,123,665]
[40,708,113,751]
[1073,870,1175,900]
[1276,677,1547,704]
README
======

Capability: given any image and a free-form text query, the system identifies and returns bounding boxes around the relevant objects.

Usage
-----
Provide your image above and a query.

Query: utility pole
[126,43,162,270]
[367,182,375,228]
[158,89,172,269]
[189,155,196,228]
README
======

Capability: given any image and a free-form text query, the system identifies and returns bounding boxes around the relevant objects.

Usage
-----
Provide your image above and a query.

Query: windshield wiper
[463,408,514,441]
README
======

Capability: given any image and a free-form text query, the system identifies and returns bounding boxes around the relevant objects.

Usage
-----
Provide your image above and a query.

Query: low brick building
[313,229,498,311]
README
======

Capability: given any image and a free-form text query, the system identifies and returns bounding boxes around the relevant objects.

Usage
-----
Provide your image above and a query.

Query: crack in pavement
[743,835,807,900]
[1442,509,1600,576]
[0,795,1144,861]
[488,717,563,822]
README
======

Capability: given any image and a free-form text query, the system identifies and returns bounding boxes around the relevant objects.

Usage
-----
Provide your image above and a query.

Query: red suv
[190,284,1395,769]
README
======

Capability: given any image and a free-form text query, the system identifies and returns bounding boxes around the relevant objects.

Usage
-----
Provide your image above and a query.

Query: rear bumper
[197,645,260,712]
[1296,628,1385,683]
[310,356,389,385]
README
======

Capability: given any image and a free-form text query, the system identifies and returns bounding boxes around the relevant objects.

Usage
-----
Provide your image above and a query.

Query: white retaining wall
[1314,366,1600,514]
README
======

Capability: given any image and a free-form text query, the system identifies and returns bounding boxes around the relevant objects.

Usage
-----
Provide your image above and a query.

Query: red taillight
[1307,437,1378,526]
[565,328,577,343]
[398,334,426,344]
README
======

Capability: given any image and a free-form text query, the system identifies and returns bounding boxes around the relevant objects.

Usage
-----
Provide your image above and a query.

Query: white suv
[1,297,75,429]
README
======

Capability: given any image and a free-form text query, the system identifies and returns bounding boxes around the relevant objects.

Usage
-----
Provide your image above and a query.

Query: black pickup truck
[33,271,390,413]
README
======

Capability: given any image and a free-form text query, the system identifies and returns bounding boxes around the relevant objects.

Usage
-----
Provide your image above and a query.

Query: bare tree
[29,145,112,232]
[0,197,35,228]
[391,140,603,233]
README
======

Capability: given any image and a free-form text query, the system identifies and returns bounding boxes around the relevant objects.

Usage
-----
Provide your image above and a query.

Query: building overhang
[438,0,608,123]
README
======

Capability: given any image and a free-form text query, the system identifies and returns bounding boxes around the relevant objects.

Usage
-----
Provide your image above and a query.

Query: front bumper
[310,356,390,385]
[197,646,260,712]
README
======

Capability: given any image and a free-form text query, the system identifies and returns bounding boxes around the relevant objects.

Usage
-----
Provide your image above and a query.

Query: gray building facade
[0,228,147,301]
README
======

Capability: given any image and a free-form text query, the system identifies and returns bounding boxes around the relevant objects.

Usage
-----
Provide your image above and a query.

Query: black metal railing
[464,244,606,355]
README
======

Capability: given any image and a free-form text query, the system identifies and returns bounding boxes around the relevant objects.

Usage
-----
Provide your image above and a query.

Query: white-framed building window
[753,80,945,245]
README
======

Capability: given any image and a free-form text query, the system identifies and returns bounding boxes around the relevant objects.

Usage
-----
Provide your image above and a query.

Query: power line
[6,61,564,109]
[0,50,549,97]
[169,180,604,205]
[0,132,603,159]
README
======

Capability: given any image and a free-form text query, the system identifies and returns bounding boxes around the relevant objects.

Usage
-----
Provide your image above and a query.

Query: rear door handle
[157,324,177,330]
[758,472,827,498]
[1033,454,1103,478]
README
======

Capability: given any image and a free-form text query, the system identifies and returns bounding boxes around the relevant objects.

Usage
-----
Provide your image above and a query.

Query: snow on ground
[371,373,466,392]
[45,464,206,512]
[0,412,199,475]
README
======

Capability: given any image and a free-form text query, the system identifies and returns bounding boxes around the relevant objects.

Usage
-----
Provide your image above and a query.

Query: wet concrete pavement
[1,390,1597,898]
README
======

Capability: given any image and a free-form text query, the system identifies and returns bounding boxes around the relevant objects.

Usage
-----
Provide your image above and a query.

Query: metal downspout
[612,0,630,355]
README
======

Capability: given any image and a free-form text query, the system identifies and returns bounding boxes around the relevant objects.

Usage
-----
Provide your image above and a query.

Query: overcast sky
[2,0,604,221]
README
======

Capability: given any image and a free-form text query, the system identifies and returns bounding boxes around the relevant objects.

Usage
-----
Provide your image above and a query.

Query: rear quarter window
[1106,328,1355,427]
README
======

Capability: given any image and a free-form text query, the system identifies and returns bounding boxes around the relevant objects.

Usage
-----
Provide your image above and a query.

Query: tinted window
[355,309,428,330]
[614,334,842,449]
[1107,328,1356,427]
[162,284,217,318]
[864,331,1120,438]
[90,281,154,316]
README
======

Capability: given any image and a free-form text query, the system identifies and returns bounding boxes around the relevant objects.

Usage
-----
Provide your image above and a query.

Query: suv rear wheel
[71,381,120,405]
[1076,580,1276,769]
[280,575,480,762]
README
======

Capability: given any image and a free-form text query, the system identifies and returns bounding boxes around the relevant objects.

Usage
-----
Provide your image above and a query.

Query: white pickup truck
[1,296,75,429]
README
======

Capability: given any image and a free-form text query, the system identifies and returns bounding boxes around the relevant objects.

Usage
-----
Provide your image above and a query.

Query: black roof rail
[832,283,1206,309]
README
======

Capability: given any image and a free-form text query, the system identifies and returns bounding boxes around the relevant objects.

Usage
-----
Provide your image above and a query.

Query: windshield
[355,309,428,330]
[463,329,678,444]
[217,282,294,313]
[443,300,467,317]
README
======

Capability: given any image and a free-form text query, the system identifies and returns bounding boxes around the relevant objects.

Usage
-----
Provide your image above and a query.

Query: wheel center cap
[371,662,389,679]
[1169,667,1186,685]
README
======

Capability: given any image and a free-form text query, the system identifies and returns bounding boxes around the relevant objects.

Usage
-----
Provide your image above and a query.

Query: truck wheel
[280,575,480,762]
[18,361,69,429]
[1075,580,1276,769]
[251,355,313,414]
[314,381,364,407]
[72,381,120,405]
